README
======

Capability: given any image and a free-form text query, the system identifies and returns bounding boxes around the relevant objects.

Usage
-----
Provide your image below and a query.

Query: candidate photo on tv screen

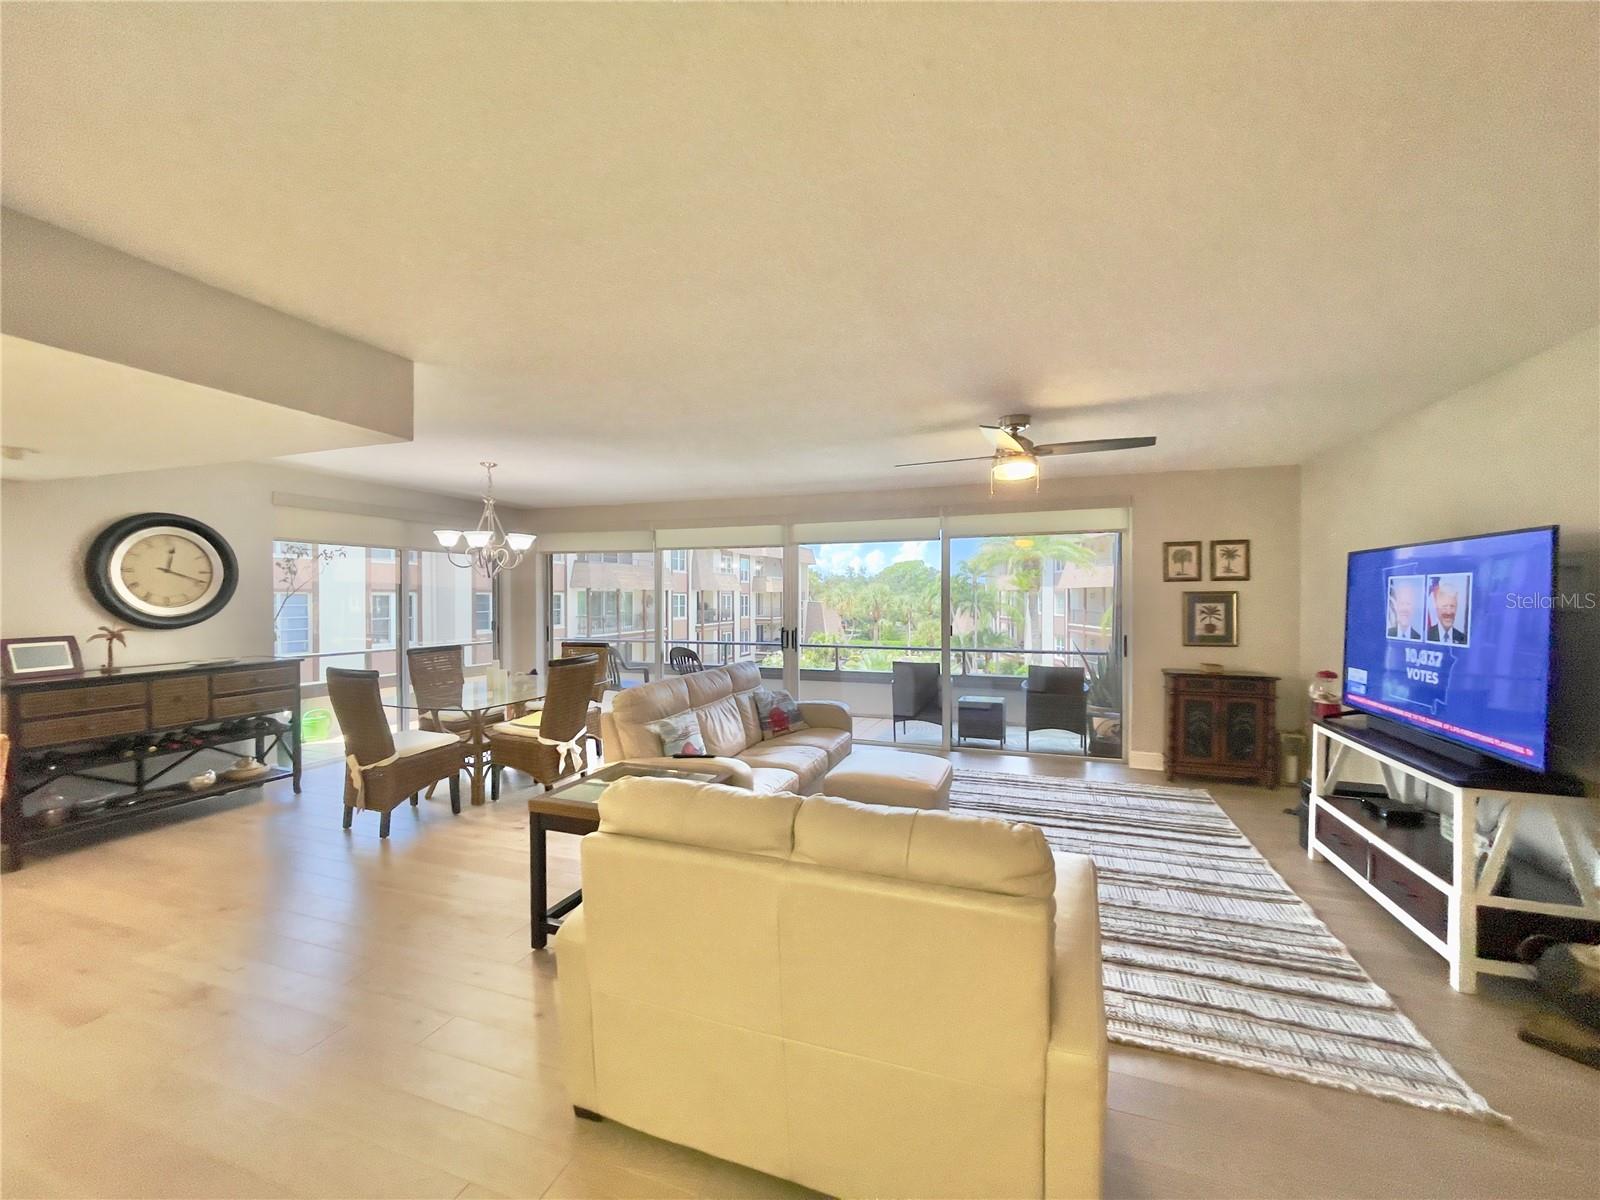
[1342,526,1556,772]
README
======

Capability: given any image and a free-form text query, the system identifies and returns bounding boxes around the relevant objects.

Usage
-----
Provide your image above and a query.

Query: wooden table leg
[531,812,548,949]
[469,713,487,806]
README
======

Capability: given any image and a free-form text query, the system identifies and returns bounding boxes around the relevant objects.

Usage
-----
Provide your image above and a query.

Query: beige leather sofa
[555,776,1106,1199]
[603,662,951,808]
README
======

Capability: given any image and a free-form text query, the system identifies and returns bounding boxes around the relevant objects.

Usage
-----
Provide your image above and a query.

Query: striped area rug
[949,769,1500,1119]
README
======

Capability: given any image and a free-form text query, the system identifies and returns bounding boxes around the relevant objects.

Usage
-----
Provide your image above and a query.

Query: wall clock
[85,513,239,630]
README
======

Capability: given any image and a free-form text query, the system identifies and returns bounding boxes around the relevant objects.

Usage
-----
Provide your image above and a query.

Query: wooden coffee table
[528,760,723,949]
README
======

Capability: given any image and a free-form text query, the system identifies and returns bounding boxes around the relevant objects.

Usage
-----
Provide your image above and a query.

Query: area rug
[949,769,1501,1120]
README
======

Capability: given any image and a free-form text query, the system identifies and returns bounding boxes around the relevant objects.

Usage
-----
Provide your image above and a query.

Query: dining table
[383,673,544,806]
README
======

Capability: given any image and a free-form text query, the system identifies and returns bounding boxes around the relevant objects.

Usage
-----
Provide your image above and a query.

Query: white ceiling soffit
[2,3,1595,506]
[0,336,399,482]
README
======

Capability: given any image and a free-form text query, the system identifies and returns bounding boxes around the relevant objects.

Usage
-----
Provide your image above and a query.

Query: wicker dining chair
[668,646,704,675]
[407,643,508,733]
[326,668,467,837]
[487,654,600,792]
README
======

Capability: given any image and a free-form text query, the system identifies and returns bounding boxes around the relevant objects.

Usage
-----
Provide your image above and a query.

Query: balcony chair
[668,645,704,675]
[891,660,942,740]
[1023,665,1088,751]
[326,667,466,837]
[559,640,643,702]
[488,653,600,793]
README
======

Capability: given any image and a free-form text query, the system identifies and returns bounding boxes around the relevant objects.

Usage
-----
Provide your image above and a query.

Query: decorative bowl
[186,770,218,791]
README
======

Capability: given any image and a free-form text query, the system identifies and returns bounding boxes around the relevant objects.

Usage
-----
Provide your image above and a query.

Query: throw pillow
[645,711,706,756]
[754,688,808,738]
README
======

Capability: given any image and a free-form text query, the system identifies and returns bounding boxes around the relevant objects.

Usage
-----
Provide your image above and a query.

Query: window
[369,548,397,564]
[717,552,735,574]
[739,555,751,582]
[718,591,733,621]
[370,592,395,648]
[407,591,418,641]
[671,592,687,620]
[668,550,687,572]
[1054,591,1066,617]
[473,591,494,640]
[275,592,310,656]
[551,592,564,626]
[739,592,751,617]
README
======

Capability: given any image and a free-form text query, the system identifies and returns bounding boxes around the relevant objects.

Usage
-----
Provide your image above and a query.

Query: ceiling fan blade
[894,455,999,468]
[978,424,1028,454]
[1033,436,1157,457]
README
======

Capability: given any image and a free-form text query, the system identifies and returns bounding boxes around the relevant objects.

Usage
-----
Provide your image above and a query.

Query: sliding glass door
[947,529,1123,757]
[662,545,785,673]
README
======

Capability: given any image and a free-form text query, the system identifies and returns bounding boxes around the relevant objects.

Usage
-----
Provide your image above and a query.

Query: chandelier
[433,462,535,579]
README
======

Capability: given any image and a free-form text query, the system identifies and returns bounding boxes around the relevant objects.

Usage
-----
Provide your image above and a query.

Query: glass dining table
[383,674,544,806]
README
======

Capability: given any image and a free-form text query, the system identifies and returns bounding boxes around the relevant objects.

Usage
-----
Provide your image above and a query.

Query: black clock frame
[85,512,239,630]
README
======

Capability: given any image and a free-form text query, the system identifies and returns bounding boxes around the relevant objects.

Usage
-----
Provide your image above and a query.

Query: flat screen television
[1341,525,1558,773]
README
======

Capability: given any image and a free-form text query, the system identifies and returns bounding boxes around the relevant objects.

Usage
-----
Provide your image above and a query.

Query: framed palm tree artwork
[1163,541,1202,582]
[1183,591,1238,646]
[1209,539,1251,581]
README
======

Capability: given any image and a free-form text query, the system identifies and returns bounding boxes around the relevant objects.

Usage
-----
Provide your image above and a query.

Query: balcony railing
[662,638,1111,678]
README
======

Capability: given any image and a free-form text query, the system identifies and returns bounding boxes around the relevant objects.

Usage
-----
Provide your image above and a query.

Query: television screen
[1342,526,1557,772]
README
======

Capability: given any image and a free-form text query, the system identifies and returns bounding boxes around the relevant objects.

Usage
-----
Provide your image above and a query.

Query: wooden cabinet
[1163,670,1279,788]
[1,657,302,868]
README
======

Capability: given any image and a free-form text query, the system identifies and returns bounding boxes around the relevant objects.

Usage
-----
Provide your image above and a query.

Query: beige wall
[1299,326,1600,786]
[0,464,483,668]
[503,464,1304,767]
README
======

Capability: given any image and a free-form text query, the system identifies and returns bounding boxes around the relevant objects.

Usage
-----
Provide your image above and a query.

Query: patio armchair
[327,667,466,837]
[559,640,642,701]
[668,646,704,675]
[892,660,942,740]
[1023,665,1088,751]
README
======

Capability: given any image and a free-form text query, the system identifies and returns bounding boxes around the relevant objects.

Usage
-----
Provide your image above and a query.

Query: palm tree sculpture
[88,625,129,674]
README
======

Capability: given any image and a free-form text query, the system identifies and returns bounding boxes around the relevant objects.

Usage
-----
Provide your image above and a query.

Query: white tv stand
[1308,718,1598,992]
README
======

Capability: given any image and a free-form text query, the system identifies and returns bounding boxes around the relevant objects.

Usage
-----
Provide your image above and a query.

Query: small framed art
[1183,592,1238,647]
[1,635,82,678]
[1163,541,1202,582]
[1210,539,1251,581]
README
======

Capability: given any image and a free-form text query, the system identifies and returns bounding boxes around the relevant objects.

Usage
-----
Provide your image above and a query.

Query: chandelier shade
[432,462,535,580]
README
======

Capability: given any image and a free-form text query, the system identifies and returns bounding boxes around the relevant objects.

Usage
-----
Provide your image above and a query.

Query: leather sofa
[555,776,1106,1199]
[602,662,951,808]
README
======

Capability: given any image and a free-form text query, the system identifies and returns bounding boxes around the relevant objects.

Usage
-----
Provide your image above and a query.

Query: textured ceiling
[2,2,1595,505]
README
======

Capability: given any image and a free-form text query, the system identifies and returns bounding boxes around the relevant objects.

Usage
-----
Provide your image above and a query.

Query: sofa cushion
[645,711,705,757]
[754,687,808,738]
[792,795,1055,898]
[695,694,751,757]
[822,744,951,811]
[599,777,799,858]
[766,727,852,770]
[738,741,830,793]
[611,675,694,759]
[747,766,802,793]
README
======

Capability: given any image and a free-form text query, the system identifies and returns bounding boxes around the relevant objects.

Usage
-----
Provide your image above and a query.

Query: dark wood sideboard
[1,657,301,869]
[1163,669,1280,788]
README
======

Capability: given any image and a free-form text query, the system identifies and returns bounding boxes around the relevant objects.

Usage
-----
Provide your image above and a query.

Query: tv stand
[1309,717,1598,992]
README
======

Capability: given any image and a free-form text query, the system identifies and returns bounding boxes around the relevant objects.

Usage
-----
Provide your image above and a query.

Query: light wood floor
[3,751,1596,1199]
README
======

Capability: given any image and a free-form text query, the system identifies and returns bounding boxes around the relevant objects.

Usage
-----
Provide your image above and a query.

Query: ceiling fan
[896,414,1156,489]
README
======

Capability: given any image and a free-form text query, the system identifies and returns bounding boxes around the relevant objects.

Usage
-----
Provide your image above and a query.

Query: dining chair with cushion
[406,643,508,732]
[1023,665,1088,751]
[489,653,601,792]
[326,668,467,837]
[891,660,942,740]
[668,646,704,675]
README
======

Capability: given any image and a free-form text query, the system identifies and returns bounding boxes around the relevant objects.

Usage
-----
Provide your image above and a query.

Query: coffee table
[528,760,723,949]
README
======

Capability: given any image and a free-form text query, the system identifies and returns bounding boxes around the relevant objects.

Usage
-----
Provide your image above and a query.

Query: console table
[1,657,302,869]
[1163,669,1279,788]
[1309,715,1597,992]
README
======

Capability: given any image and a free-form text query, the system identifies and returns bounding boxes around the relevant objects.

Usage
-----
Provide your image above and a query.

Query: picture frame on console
[1,636,82,678]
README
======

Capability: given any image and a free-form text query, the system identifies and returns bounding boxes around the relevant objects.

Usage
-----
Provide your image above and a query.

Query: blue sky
[806,539,996,576]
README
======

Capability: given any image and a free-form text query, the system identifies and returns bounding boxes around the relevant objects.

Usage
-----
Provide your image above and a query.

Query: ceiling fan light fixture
[990,453,1039,483]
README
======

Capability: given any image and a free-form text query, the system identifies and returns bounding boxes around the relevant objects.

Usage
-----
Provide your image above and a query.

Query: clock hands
[158,565,210,586]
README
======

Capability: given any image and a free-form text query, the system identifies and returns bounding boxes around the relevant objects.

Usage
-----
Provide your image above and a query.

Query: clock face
[87,514,239,629]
